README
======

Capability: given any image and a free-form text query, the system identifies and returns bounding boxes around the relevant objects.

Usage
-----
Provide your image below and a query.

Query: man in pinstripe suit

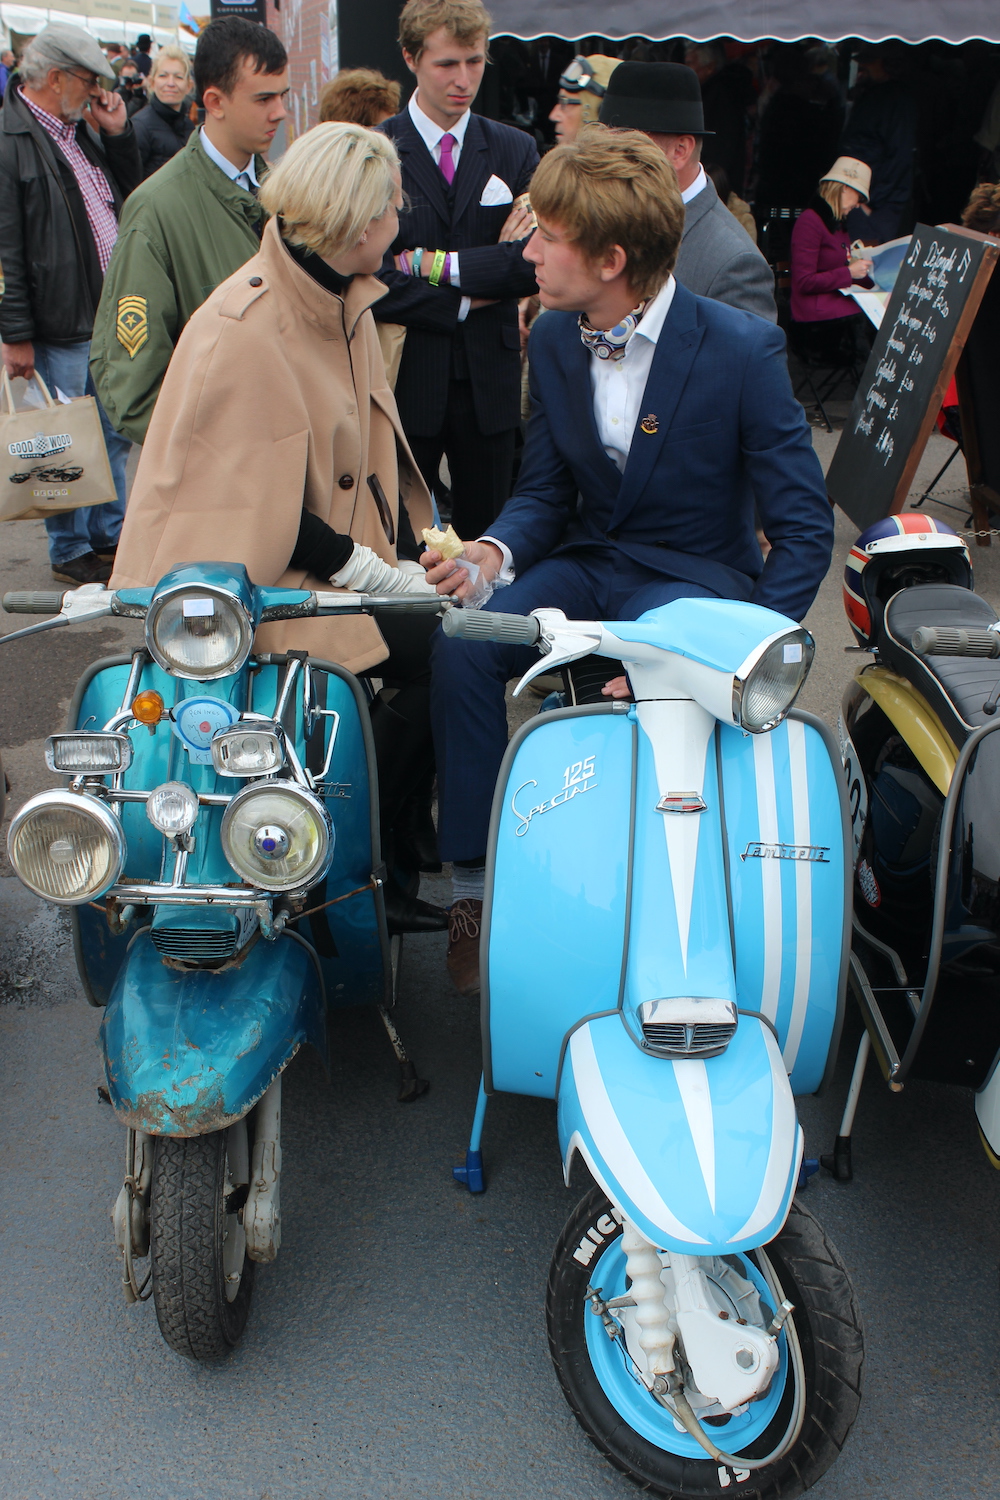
[374,0,539,540]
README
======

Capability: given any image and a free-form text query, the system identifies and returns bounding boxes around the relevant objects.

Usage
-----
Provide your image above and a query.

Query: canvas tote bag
[0,370,116,523]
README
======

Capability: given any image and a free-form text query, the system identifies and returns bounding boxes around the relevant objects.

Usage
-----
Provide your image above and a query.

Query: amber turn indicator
[131,689,165,725]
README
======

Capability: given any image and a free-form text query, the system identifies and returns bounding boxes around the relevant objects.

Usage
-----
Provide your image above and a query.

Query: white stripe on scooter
[637,701,713,973]
[728,1028,801,1242]
[782,719,812,1073]
[673,1058,715,1213]
[570,1026,710,1245]
[752,732,782,1022]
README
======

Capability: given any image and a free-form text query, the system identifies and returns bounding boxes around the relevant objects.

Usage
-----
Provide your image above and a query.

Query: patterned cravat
[439,132,456,184]
[578,302,650,362]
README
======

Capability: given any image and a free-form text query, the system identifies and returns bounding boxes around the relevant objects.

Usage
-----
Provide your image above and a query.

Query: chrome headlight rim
[44,731,133,775]
[732,626,815,734]
[220,780,333,892]
[7,788,126,906]
[145,582,254,682]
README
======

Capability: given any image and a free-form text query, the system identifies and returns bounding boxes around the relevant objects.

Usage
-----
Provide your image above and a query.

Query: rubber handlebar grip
[442,609,541,646]
[911,625,1000,658]
[3,590,66,615]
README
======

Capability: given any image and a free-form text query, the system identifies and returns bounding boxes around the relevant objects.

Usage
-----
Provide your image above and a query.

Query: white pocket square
[480,174,514,207]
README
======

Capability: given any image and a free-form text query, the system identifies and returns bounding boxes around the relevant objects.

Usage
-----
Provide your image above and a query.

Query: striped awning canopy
[489,1,1000,45]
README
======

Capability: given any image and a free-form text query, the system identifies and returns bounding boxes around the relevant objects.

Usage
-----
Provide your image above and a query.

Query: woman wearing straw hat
[789,155,874,327]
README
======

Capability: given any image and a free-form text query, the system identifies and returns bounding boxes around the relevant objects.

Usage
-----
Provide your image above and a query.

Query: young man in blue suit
[423,128,834,994]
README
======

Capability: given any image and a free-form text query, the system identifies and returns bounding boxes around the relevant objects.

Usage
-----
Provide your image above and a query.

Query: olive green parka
[90,127,265,445]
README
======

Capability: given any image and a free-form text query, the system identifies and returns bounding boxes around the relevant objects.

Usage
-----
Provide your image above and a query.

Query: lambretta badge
[741,841,830,863]
[511,755,596,836]
[656,792,707,814]
[8,431,72,459]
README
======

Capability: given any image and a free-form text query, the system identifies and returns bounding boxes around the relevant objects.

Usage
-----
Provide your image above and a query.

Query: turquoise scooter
[3,564,442,1359]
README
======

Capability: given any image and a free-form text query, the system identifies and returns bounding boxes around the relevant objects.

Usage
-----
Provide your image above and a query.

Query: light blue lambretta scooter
[2,565,443,1360]
[446,598,864,1499]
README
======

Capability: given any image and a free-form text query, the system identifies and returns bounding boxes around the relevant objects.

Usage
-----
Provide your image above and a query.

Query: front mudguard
[557,1012,802,1256]
[101,928,325,1136]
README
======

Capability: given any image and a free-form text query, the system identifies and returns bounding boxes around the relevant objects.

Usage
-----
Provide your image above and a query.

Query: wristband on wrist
[428,249,447,286]
[399,249,411,275]
[442,252,452,285]
[412,246,424,277]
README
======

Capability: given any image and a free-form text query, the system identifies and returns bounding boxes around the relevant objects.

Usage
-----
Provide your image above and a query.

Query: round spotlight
[221,783,333,892]
[8,790,125,905]
[147,781,200,837]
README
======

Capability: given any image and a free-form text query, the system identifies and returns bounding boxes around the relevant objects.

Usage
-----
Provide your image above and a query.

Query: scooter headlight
[7,790,125,904]
[145,586,254,681]
[45,732,132,774]
[733,628,814,733]
[211,724,284,777]
[220,782,333,891]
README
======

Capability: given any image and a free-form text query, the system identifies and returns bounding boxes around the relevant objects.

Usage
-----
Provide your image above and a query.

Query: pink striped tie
[439,132,456,184]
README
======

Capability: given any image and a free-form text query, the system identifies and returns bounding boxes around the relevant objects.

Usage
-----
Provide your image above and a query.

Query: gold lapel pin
[640,414,659,434]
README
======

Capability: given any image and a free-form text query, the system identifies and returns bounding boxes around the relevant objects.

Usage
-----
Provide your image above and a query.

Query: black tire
[546,1187,863,1500]
[150,1129,255,1360]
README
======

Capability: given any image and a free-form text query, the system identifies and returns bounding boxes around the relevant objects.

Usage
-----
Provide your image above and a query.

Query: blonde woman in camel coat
[112,123,446,931]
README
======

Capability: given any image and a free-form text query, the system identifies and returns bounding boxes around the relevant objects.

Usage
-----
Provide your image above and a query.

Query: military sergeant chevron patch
[116,295,148,359]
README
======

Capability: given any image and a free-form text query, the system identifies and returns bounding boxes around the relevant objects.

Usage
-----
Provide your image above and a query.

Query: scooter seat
[880,583,1000,743]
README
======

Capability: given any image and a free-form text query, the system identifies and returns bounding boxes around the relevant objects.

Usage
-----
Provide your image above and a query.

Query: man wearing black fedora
[600,61,776,323]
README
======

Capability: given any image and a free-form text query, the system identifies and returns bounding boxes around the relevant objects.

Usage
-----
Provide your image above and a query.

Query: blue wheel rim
[584,1238,790,1457]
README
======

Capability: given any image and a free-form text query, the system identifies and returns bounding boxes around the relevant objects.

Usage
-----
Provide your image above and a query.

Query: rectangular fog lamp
[45,732,133,774]
[211,725,284,777]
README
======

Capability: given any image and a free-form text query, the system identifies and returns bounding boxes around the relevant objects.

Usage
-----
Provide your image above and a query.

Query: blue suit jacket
[489,284,833,623]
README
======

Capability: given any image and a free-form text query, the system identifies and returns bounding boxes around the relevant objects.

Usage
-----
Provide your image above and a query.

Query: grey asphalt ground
[1,416,999,1499]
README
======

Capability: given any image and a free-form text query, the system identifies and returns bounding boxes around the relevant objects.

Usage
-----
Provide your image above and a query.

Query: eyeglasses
[553,96,582,110]
[60,68,98,88]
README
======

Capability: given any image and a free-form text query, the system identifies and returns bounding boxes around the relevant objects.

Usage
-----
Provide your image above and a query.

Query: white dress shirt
[481,276,677,580]
[681,165,708,205]
[200,128,259,194]
[407,92,471,313]
[590,275,676,472]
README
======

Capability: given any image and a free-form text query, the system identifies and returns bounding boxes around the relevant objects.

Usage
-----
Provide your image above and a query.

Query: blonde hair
[398,0,491,61]
[818,179,845,219]
[530,126,684,299]
[258,123,400,260]
[148,44,191,89]
[319,68,400,126]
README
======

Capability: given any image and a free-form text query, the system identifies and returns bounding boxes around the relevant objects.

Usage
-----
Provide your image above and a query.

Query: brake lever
[1,585,116,645]
[512,610,603,697]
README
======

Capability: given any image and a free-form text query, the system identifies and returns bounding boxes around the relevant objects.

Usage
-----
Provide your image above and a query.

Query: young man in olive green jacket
[90,17,288,445]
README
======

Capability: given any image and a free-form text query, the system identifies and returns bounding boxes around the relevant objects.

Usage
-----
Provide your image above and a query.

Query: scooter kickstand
[453,1075,488,1193]
[821,1030,871,1182]
[377,1002,429,1103]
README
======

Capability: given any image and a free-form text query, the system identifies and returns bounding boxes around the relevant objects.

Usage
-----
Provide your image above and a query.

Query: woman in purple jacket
[790,156,874,342]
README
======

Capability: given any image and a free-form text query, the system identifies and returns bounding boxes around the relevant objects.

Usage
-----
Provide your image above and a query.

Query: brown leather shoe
[447,898,482,997]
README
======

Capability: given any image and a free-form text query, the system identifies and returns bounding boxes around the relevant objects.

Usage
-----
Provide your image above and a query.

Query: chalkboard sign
[826,224,999,532]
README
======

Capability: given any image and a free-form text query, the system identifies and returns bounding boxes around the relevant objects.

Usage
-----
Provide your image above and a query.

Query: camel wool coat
[111,216,433,672]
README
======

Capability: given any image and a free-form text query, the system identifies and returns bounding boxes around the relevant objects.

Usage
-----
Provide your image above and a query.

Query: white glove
[330,544,436,596]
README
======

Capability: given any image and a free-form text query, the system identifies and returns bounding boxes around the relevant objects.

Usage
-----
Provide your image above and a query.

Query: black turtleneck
[284,238,354,296]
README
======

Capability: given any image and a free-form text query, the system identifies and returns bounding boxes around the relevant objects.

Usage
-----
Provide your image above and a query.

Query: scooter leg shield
[100,929,325,1135]
[557,1012,802,1256]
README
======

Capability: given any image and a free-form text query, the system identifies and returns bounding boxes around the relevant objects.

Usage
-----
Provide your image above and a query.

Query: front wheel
[546,1188,863,1500]
[150,1124,255,1360]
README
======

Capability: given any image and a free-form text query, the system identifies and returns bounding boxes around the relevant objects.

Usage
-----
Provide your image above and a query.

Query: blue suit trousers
[431,550,715,863]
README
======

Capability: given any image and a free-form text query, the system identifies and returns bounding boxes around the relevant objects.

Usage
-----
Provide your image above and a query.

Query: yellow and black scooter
[830,511,1000,1178]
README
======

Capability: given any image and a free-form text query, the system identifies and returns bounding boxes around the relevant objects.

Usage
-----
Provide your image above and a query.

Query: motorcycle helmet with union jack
[843,512,972,648]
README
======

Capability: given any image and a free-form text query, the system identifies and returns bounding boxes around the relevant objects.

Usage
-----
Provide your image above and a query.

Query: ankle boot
[393,763,442,873]
[383,870,449,934]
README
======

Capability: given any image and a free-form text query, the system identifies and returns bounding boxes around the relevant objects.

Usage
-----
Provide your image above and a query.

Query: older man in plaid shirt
[0,23,140,583]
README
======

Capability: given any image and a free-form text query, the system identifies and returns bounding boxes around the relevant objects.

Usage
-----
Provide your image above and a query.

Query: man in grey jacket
[601,61,776,323]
